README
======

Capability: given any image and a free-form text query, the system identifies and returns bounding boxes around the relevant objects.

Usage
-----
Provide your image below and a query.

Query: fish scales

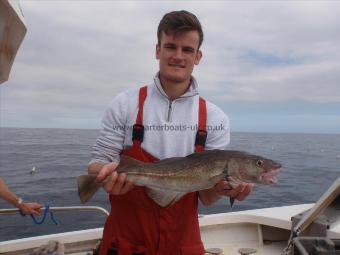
[77,149,282,206]
[121,155,227,192]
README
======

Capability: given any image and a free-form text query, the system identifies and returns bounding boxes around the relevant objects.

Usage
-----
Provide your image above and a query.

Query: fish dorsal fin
[117,155,145,172]
[146,188,185,207]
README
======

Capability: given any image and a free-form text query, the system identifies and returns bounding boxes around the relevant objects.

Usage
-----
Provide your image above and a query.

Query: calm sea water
[0,128,339,241]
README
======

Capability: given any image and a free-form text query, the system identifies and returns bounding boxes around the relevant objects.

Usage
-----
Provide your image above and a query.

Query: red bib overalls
[100,86,208,255]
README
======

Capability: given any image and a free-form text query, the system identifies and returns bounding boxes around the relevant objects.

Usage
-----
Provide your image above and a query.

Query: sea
[0,128,339,242]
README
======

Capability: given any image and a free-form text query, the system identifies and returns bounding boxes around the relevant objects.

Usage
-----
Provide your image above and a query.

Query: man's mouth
[168,64,185,68]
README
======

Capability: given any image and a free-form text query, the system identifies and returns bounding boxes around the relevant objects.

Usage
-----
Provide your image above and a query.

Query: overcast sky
[1,1,339,134]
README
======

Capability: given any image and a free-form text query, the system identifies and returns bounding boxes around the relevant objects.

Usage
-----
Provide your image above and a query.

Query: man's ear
[195,50,202,65]
[156,44,160,60]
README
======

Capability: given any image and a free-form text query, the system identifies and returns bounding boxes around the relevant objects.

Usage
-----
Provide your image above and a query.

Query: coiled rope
[20,204,59,225]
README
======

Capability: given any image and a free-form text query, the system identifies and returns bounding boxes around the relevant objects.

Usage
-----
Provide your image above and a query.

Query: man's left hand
[214,180,253,201]
[199,180,253,206]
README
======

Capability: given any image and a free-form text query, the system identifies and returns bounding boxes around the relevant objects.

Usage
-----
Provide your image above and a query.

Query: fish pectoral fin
[226,176,241,188]
[117,155,145,171]
[146,188,185,207]
[229,197,235,210]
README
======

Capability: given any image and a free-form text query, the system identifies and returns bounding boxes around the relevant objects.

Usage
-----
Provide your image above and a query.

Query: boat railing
[0,206,109,216]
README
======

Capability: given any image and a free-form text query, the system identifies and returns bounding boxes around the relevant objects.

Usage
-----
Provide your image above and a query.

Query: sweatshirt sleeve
[204,102,230,150]
[89,92,128,165]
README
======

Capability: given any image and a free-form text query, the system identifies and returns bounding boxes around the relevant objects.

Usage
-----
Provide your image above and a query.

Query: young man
[0,177,42,215]
[89,10,252,255]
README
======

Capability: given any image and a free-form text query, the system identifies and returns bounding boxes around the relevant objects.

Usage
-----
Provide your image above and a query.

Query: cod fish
[77,150,281,207]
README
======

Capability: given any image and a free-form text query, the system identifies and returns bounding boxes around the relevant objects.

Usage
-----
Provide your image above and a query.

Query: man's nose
[173,48,184,60]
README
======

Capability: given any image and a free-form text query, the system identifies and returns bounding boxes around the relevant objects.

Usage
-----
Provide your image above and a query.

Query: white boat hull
[0,204,317,255]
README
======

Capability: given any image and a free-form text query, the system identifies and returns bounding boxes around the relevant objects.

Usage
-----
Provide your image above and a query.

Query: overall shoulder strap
[195,97,207,152]
[132,86,147,146]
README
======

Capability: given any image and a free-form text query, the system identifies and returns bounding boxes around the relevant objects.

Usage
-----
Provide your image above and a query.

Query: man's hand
[214,180,253,201]
[199,180,253,206]
[18,202,43,216]
[96,162,135,195]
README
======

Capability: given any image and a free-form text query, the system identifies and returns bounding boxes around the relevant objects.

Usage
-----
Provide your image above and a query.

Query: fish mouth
[260,165,281,184]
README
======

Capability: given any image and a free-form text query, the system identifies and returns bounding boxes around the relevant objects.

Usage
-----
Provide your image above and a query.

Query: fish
[77,149,282,207]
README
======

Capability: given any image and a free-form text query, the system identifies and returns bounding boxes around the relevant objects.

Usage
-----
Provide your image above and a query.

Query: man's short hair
[157,10,204,49]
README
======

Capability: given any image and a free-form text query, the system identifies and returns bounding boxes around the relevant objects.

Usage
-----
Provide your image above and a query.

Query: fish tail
[77,175,101,203]
[116,155,145,173]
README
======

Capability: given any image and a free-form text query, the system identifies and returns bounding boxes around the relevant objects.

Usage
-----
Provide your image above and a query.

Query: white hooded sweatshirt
[90,74,230,164]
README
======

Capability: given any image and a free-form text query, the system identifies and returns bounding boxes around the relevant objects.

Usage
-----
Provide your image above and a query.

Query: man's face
[156,30,202,85]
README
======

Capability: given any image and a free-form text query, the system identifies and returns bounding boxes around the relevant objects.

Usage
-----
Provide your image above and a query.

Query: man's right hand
[96,162,135,195]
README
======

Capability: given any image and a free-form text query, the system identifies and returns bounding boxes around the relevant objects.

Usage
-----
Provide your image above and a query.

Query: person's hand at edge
[18,202,43,216]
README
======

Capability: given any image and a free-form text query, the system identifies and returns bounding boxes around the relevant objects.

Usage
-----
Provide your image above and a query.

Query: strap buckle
[132,124,144,142]
[195,129,207,147]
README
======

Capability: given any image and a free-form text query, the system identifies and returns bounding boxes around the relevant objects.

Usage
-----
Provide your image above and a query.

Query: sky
[1,1,340,134]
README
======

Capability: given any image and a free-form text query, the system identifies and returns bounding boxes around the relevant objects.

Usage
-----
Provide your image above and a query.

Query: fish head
[228,155,281,185]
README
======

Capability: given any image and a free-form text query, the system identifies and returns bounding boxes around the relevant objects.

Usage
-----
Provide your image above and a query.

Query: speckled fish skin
[78,149,282,207]
[118,150,281,190]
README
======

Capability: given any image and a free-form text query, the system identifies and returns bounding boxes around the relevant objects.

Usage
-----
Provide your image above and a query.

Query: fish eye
[255,160,264,167]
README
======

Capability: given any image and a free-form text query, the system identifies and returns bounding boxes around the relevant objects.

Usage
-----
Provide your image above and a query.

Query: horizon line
[0,126,339,136]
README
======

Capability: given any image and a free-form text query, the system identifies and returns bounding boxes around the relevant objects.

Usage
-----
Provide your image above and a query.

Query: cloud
[195,2,340,103]
[207,60,340,103]
[1,1,340,132]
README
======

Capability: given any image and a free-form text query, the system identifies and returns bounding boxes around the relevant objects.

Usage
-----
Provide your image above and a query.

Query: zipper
[167,101,172,122]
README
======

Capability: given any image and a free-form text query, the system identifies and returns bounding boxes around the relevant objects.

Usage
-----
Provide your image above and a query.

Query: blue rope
[50,210,59,225]
[20,204,59,225]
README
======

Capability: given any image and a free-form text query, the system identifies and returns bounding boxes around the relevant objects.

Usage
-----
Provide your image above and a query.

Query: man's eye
[183,48,194,53]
